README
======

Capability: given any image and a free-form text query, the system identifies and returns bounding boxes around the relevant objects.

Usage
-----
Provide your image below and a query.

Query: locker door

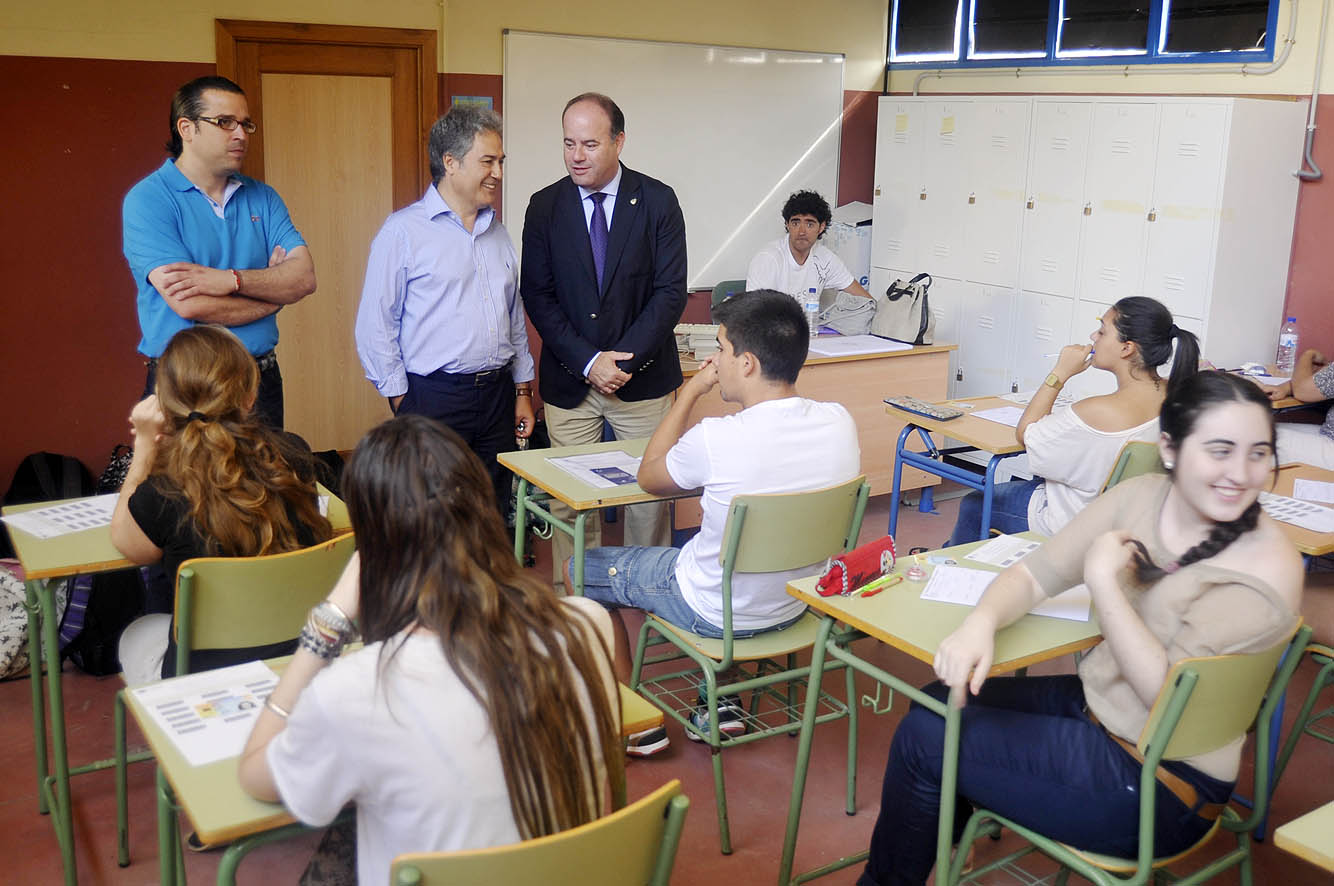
[964,99,1031,287]
[1079,102,1157,305]
[919,101,972,279]
[1141,103,1228,321]
[1020,101,1092,296]
[1012,291,1076,392]
[956,283,1016,398]
[872,100,927,271]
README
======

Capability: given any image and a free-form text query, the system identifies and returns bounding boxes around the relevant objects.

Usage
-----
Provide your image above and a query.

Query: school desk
[1271,463,1334,557]
[777,534,1103,885]
[1274,800,1334,873]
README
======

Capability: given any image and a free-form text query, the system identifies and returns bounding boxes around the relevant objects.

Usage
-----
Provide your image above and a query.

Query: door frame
[215,19,437,208]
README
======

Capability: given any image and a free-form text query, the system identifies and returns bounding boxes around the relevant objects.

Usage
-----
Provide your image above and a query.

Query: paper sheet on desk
[964,534,1040,568]
[1,493,118,539]
[971,406,1025,428]
[1259,492,1334,532]
[1002,389,1077,409]
[131,661,278,766]
[1292,479,1334,505]
[920,565,1091,622]
[548,451,643,488]
[808,335,913,357]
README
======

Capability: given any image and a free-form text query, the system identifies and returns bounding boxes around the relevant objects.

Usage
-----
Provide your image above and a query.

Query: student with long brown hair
[110,324,332,684]
[238,415,623,883]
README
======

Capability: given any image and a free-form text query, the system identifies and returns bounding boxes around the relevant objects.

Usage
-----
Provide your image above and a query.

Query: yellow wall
[890,0,1329,97]
[0,0,890,90]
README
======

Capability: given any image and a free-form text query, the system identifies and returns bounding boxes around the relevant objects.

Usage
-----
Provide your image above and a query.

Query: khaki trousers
[544,389,673,587]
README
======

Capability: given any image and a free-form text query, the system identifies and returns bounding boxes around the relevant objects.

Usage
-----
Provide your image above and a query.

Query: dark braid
[1129,500,1262,583]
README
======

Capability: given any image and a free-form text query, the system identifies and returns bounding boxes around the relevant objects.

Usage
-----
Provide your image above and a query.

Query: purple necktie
[589,191,608,291]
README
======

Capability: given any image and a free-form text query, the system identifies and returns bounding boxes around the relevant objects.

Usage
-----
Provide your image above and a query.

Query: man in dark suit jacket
[521,92,688,582]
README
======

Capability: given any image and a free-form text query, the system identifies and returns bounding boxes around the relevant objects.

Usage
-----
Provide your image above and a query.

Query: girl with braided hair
[859,370,1303,886]
[111,325,332,685]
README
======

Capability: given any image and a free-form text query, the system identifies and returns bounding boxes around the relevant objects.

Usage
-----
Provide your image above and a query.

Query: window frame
[886,0,1280,70]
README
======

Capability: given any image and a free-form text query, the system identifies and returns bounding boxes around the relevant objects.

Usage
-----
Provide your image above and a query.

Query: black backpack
[0,452,94,558]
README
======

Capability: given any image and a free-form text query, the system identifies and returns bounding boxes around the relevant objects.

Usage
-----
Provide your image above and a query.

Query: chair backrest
[710,279,747,316]
[1101,440,1164,493]
[721,476,869,575]
[389,779,689,886]
[173,532,357,671]
[1142,623,1306,761]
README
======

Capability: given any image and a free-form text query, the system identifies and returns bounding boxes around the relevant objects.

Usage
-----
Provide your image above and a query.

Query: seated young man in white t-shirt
[571,290,861,755]
[744,189,873,301]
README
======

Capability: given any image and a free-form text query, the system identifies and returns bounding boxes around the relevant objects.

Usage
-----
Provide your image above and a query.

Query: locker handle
[1083,203,1092,216]
[968,192,976,205]
[1147,208,1157,222]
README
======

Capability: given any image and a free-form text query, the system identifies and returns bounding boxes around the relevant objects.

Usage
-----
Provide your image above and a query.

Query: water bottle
[804,287,820,338]
[1276,316,1299,375]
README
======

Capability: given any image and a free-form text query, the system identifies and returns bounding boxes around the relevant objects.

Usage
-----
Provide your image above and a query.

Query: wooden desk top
[789,535,1101,674]
[884,395,1027,456]
[1274,800,1334,872]
[681,340,957,375]
[3,484,351,582]
[124,659,660,845]
[1272,463,1334,557]
[498,439,697,511]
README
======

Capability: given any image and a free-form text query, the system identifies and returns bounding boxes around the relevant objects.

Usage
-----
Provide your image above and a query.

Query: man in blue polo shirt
[122,76,316,428]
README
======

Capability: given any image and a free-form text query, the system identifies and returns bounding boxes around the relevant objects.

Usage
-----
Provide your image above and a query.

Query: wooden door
[216,20,437,451]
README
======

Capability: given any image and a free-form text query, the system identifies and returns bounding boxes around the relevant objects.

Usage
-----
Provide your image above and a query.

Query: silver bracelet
[299,623,343,661]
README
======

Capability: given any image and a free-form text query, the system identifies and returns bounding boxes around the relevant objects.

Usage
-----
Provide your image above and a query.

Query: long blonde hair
[152,325,331,556]
[344,415,624,836]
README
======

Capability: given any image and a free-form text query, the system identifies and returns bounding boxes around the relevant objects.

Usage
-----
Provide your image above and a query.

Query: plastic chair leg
[115,690,130,866]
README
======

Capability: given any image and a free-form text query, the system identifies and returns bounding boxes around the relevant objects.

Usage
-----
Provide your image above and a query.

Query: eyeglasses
[195,115,257,134]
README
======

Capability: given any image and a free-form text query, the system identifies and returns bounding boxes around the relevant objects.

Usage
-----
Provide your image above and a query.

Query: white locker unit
[1019,101,1092,297]
[870,94,1307,403]
[964,99,1031,288]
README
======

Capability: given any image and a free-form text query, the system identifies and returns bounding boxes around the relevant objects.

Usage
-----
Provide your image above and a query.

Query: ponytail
[1164,324,1202,401]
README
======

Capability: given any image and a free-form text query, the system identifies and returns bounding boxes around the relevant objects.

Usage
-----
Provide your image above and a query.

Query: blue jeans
[579,546,806,639]
[857,675,1232,886]
[945,477,1042,547]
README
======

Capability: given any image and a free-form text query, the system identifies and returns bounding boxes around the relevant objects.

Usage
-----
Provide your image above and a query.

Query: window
[972,0,1050,59]
[886,0,1278,69]
[891,0,962,62]
[1161,0,1270,54]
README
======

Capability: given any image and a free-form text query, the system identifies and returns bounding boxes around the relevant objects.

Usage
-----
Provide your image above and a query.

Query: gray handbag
[818,291,876,336]
[871,273,935,345]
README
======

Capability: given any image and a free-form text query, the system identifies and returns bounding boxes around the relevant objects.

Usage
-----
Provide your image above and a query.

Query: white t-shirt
[666,397,861,631]
[745,236,855,297]
[267,598,614,885]
[1025,406,1159,536]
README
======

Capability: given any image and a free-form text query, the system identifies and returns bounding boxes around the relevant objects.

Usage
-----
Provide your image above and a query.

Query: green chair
[710,279,748,320]
[944,623,1312,886]
[389,779,689,886]
[113,532,357,869]
[631,476,870,853]
[1101,440,1165,493]
[1273,588,1334,796]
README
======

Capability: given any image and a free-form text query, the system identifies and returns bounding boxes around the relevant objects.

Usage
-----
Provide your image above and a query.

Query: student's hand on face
[1054,343,1094,381]
[128,395,167,442]
[689,354,720,393]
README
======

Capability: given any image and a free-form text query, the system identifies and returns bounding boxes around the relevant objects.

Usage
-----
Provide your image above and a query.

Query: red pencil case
[816,535,897,597]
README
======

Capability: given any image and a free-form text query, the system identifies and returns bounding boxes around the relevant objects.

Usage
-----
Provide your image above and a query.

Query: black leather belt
[147,349,277,372]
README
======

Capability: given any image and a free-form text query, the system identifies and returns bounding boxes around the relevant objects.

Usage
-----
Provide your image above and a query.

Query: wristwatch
[1043,372,1063,390]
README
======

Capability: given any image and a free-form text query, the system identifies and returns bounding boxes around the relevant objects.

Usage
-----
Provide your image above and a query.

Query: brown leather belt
[1088,711,1226,822]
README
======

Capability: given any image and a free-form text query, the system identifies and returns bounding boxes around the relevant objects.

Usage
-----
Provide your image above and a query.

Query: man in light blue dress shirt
[355,106,535,511]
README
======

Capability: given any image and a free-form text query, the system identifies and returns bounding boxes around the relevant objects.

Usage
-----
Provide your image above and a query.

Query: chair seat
[1058,817,1223,873]
[648,610,827,662]
[619,684,664,735]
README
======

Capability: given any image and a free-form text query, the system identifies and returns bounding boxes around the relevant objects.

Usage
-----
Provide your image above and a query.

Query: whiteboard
[502,30,844,290]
